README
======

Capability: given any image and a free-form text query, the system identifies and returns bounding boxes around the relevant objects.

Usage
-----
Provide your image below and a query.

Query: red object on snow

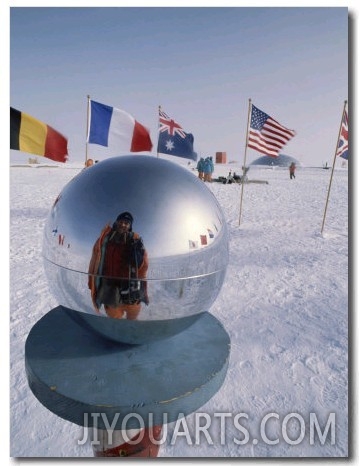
[93,426,163,457]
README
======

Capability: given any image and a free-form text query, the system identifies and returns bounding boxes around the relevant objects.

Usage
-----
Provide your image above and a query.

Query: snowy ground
[9,161,348,458]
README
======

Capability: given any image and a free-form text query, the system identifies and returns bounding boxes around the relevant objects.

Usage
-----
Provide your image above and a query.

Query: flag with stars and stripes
[248,104,296,157]
[157,108,197,161]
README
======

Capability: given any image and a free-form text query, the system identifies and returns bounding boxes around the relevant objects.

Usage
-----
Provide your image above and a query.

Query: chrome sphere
[43,156,228,344]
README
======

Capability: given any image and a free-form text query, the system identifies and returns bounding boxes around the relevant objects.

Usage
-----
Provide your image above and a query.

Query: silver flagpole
[321,99,347,235]
[157,105,161,158]
[238,98,252,226]
[85,95,90,165]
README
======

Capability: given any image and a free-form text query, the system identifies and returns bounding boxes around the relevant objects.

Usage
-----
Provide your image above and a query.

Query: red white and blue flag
[248,104,296,157]
[336,109,348,160]
[157,108,196,161]
[87,100,152,152]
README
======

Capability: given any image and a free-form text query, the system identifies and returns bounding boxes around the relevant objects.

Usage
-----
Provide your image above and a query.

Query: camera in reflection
[43,156,229,343]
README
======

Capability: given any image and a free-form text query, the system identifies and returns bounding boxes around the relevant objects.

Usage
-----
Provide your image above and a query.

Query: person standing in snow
[289,162,296,179]
[207,156,214,182]
[225,171,234,184]
[203,157,212,182]
[197,157,205,181]
[88,212,149,320]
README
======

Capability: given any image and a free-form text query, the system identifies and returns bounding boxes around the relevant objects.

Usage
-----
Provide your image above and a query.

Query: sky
[7,5,350,167]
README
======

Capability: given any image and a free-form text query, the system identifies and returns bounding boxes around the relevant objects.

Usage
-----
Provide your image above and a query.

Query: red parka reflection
[88,212,149,320]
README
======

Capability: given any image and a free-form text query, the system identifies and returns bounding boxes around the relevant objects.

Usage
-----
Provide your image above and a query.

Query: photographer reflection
[88,212,149,320]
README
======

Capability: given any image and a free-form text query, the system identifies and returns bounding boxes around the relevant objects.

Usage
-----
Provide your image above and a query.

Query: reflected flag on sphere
[248,104,296,157]
[157,108,197,161]
[189,240,199,249]
[207,228,214,239]
[10,107,68,163]
[87,100,152,152]
[200,235,207,246]
[336,109,348,160]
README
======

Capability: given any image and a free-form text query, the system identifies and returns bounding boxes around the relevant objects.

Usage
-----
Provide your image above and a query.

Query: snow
[9,160,348,458]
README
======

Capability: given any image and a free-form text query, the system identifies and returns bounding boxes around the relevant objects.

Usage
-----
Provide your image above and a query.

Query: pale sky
[8,5,350,167]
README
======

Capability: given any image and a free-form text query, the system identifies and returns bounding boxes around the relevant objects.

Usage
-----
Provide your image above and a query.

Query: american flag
[248,104,296,157]
[336,109,348,160]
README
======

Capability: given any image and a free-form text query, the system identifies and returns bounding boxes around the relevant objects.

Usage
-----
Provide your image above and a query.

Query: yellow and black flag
[10,107,68,162]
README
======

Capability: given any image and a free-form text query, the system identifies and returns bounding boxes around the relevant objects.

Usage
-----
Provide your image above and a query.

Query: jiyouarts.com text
[78,411,336,447]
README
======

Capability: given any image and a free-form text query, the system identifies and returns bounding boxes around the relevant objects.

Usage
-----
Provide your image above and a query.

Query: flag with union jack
[336,109,348,160]
[157,108,197,161]
[247,104,296,157]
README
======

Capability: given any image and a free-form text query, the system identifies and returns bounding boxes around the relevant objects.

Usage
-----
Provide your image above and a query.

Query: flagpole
[85,95,90,165]
[320,99,347,235]
[238,98,252,226]
[157,105,161,158]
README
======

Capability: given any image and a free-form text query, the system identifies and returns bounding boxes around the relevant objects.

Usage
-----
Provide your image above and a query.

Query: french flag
[87,100,153,152]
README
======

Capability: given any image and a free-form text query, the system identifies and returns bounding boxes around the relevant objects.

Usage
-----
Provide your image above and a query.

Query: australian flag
[157,108,197,161]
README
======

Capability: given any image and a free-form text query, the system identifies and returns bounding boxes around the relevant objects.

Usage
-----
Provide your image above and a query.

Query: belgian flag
[10,107,68,163]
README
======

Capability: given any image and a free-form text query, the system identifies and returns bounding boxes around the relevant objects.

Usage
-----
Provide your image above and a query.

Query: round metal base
[25,307,230,430]
[66,306,205,345]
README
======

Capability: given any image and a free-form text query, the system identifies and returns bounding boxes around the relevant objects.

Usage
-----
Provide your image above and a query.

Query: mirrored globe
[43,156,229,343]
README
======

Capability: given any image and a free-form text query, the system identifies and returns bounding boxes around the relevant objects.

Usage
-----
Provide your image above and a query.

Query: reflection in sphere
[43,156,229,344]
